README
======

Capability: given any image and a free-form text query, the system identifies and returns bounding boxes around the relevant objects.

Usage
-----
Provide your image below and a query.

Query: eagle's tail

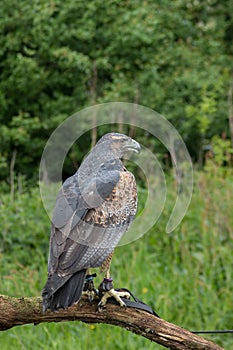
[42,269,87,312]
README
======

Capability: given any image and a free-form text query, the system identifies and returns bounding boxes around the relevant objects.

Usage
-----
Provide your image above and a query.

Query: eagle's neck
[99,158,123,172]
[77,150,123,186]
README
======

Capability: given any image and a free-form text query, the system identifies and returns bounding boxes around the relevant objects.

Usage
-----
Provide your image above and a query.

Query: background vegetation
[0,0,233,184]
[0,0,232,349]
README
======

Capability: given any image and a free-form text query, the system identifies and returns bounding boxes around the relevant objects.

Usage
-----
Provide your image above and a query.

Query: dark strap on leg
[110,288,160,317]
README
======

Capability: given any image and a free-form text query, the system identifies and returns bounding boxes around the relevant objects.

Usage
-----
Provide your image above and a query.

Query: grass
[0,166,233,349]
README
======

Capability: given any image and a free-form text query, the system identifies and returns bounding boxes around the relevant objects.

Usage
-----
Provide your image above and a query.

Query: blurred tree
[0,0,232,187]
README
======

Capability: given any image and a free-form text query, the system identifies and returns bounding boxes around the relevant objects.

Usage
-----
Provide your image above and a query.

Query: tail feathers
[42,269,86,312]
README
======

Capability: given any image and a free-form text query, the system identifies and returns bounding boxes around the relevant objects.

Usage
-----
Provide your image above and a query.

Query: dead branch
[0,294,223,350]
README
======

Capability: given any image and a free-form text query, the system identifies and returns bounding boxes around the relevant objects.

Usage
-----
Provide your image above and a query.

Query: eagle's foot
[83,273,99,302]
[98,288,130,308]
[98,278,130,308]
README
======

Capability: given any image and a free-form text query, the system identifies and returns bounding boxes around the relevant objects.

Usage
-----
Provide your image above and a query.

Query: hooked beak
[124,139,141,154]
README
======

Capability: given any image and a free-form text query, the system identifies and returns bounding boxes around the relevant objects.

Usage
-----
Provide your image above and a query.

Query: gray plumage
[42,133,140,311]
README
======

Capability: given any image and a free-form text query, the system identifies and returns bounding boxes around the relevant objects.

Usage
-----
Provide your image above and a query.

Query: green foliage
[0,188,50,269]
[0,0,232,186]
[186,86,218,136]
[210,135,233,166]
[0,169,233,349]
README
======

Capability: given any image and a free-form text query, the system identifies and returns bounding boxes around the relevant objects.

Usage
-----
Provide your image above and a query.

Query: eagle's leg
[98,253,130,308]
[82,270,99,302]
[98,278,130,307]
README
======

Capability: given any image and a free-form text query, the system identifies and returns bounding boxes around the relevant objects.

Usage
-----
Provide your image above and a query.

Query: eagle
[42,133,140,312]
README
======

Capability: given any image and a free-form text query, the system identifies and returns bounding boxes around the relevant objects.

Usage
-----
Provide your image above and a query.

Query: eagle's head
[96,133,141,158]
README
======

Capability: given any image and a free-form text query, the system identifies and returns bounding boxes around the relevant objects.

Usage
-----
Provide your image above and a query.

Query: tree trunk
[90,60,98,148]
[228,73,233,149]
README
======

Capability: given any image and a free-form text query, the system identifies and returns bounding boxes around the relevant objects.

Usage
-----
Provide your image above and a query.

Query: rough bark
[0,295,223,350]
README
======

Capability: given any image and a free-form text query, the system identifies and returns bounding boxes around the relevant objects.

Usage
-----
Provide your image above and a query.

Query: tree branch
[0,295,223,350]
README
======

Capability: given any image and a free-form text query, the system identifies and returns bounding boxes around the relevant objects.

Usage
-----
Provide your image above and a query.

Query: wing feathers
[42,158,137,312]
